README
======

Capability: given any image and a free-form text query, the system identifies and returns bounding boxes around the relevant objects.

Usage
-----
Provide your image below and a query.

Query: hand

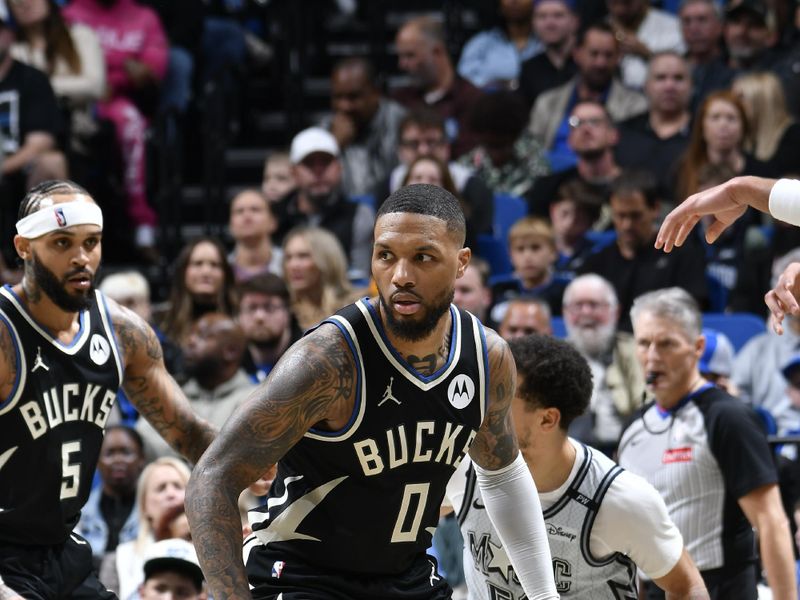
[329,113,356,148]
[613,28,651,59]
[656,179,749,252]
[765,262,800,334]
[124,59,154,89]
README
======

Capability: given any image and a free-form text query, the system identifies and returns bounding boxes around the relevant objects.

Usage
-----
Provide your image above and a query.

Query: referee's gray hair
[564,274,619,309]
[630,287,702,340]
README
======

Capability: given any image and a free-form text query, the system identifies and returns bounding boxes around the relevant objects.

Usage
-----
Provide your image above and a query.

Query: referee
[618,287,796,600]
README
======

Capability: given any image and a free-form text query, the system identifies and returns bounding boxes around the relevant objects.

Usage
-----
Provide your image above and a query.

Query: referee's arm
[738,483,797,600]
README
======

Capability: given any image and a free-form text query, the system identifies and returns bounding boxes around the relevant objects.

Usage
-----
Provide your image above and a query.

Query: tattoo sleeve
[111,301,216,464]
[0,323,17,399]
[468,329,519,470]
[185,324,356,599]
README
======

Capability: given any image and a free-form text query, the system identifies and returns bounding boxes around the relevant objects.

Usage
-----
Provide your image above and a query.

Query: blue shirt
[457,27,541,89]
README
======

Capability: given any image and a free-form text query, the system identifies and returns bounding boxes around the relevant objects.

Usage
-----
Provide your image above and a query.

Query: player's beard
[379,287,454,342]
[31,251,94,313]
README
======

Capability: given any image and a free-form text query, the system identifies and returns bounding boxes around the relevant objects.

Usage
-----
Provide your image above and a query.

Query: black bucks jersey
[247,299,488,575]
[0,286,123,546]
[458,445,636,599]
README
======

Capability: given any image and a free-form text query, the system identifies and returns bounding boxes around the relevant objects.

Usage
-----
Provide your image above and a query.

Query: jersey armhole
[304,318,366,442]
[96,291,125,385]
[0,310,26,415]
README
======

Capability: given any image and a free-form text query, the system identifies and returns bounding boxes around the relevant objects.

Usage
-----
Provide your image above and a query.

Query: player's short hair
[378,184,466,245]
[509,334,592,429]
[18,180,90,220]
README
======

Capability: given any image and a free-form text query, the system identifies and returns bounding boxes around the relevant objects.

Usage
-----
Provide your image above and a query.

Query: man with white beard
[562,273,644,454]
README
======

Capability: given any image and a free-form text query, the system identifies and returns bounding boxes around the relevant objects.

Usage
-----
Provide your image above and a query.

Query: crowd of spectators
[8,0,800,596]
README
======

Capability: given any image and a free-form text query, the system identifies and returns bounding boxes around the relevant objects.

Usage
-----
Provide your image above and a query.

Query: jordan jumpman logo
[378,377,401,406]
[32,346,49,373]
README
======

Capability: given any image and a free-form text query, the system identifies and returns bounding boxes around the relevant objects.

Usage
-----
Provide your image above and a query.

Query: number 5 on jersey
[61,440,82,500]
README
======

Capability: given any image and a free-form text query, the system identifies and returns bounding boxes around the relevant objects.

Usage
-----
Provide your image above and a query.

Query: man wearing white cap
[273,127,375,280]
[0,180,216,599]
[139,539,205,600]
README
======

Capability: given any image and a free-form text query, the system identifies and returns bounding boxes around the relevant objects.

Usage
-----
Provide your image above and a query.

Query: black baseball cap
[726,0,769,25]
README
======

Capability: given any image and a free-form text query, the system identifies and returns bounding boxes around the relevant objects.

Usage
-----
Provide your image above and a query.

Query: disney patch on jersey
[271,560,285,578]
[662,447,693,464]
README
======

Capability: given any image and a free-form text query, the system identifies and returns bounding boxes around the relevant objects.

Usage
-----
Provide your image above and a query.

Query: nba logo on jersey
[89,334,111,365]
[271,561,285,578]
[54,207,67,227]
[447,374,475,409]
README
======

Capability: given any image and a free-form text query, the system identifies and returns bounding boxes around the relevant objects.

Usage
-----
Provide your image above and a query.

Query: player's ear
[539,407,561,432]
[14,235,30,261]
[456,247,471,278]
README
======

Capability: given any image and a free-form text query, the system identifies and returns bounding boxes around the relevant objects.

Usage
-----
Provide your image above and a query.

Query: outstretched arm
[185,324,356,599]
[469,330,558,600]
[656,176,775,252]
[110,300,215,464]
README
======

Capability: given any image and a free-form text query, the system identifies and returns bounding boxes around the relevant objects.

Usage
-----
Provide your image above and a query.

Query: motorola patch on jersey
[89,334,111,365]
[447,374,475,409]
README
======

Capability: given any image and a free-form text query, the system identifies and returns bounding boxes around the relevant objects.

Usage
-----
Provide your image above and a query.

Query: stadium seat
[701,312,766,352]
[477,234,514,280]
[492,193,527,241]
[551,316,566,338]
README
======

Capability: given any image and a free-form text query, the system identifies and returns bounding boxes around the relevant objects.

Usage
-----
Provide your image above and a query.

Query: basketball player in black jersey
[0,181,216,599]
[186,184,558,600]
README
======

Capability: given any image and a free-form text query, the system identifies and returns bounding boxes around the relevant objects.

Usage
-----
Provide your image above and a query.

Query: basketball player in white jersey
[447,334,708,599]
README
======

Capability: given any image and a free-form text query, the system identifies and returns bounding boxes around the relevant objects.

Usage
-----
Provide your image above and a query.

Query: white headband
[16,201,103,239]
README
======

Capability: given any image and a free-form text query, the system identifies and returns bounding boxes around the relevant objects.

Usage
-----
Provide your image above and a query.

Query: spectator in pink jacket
[64,0,168,257]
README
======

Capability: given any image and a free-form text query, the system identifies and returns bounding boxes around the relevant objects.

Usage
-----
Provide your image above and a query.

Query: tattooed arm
[469,329,558,600]
[469,329,518,469]
[109,299,215,464]
[0,322,17,403]
[185,324,356,599]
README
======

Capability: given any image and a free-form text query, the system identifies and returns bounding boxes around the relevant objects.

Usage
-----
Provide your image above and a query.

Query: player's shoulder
[292,320,356,364]
[103,295,161,364]
[482,327,509,361]
[0,314,18,386]
[601,468,670,522]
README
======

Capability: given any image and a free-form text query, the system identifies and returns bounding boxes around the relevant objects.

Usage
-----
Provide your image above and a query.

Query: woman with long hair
[159,236,237,347]
[99,457,191,599]
[282,226,363,330]
[10,0,105,107]
[674,89,768,202]
[732,71,800,178]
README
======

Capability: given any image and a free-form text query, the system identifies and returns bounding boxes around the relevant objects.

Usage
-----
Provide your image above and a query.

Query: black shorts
[246,545,452,600]
[0,533,117,600]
